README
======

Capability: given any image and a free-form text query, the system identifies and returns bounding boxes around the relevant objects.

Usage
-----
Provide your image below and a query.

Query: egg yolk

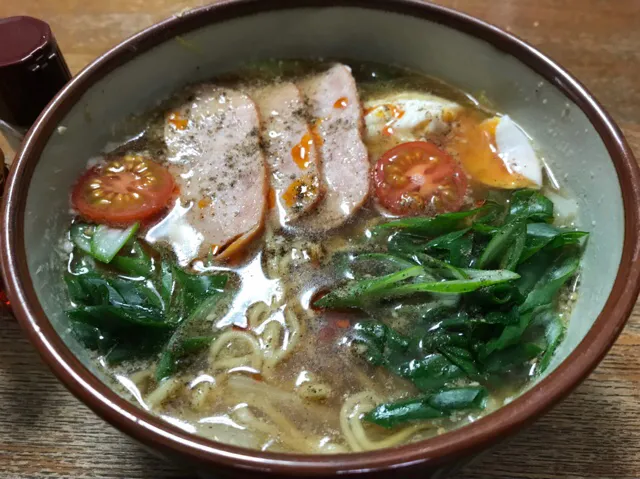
[448,113,534,189]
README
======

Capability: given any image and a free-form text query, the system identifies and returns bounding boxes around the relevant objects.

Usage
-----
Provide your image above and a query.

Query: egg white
[364,92,461,143]
[493,115,542,187]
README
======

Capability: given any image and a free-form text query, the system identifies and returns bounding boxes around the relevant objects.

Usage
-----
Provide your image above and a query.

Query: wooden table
[1,1,639,478]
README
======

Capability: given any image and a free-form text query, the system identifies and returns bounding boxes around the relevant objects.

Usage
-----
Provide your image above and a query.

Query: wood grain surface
[1,1,639,478]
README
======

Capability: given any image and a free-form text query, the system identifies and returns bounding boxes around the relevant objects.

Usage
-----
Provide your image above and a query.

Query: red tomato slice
[71,155,175,226]
[373,141,468,216]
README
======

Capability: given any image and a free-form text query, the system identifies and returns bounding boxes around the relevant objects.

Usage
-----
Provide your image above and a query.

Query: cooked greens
[365,386,487,429]
[71,223,140,263]
[315,189,587,428]
[65,229,229,380]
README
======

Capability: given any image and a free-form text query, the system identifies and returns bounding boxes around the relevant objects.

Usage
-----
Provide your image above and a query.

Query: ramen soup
[62,61,588,454]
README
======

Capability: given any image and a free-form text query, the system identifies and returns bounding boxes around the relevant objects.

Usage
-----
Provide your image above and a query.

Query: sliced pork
[297,64,370,232]
[162,85,267,261]
[251,82,323,225]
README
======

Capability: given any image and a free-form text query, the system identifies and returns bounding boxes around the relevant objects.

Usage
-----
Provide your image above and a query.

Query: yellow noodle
[194,415,261,450]
[145,377,182,409]
[233,407,281,437]
[232,406,302,452]
[255,401,316,450]
[244,301,283,378]
[349,410,429,451]
[129,369,153,391]
[240,305,301,378]
[277,250,293,277]
[340,392,377,452]
[209,330,263,372]
[262,320,282,355]
[246,301,270,329]
[264,233,287,279]
[317,442,350,454]
[339,392,432,452]
[212,356,260,371]
[233,403,316,453]
[278,307,302,360]
[226,375,335,418]
[189,374,226,411]
[190,381,217,411]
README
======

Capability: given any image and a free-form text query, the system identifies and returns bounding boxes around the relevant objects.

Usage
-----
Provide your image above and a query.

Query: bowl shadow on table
[0,307,635,479]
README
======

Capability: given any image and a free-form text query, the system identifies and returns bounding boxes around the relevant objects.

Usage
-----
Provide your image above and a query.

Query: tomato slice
[71,154,175,226]
[373,141,468,216]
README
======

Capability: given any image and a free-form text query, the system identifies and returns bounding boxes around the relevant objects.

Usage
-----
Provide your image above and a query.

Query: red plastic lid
[0,16,71,128]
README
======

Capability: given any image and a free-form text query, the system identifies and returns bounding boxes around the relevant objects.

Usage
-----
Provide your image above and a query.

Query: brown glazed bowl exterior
[2,1,640,478]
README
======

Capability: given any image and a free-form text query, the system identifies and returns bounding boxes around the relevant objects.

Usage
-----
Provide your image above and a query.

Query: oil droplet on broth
[282,176,317,207]
[167,111,188,130]
[333,96,349,109]
[291,132,314,169]
[198,197,212,209]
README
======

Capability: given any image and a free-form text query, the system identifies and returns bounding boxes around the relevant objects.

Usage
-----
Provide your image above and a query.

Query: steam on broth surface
[62,60,587,453]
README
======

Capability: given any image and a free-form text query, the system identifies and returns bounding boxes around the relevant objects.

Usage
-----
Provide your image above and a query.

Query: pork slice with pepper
[296,64,370,232]
[251,82,324,225]
[162,85,267,261]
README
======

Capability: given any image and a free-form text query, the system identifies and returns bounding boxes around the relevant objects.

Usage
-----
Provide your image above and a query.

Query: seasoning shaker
[0,16,71,309]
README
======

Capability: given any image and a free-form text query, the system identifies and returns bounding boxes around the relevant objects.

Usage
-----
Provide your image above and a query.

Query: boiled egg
[363,92,543,189]
[364,92,461,159]
[450,114,542,189]
[364,92,460,142]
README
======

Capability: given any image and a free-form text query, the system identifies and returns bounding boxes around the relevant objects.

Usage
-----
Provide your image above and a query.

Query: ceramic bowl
[2,1,640,477]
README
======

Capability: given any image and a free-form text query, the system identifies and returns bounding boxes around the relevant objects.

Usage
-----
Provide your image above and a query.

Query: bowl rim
[2,0,640,475]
